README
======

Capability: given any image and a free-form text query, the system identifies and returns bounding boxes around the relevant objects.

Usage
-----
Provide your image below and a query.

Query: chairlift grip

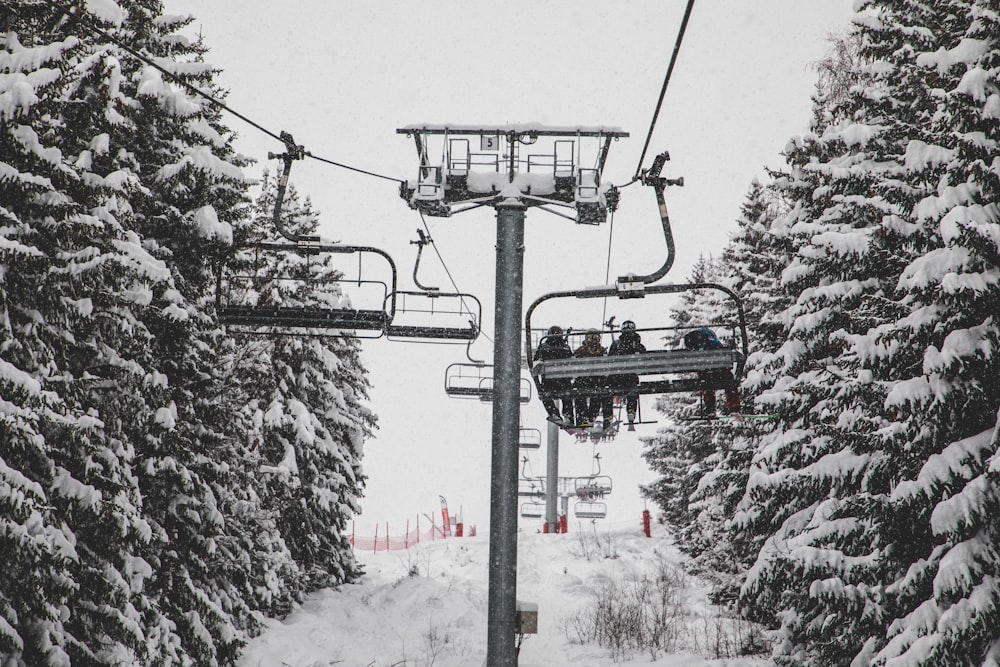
[268,131,309,243]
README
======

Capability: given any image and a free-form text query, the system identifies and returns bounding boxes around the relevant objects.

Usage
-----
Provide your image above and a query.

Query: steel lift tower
[398,124,627,664]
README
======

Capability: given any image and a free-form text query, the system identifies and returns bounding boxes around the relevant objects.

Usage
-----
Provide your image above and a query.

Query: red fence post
[643,509,651,538]
[385,522,390,552]
[373,523,379,554]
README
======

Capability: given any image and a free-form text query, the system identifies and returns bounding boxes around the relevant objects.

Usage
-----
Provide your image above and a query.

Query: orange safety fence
[348,516,476,553]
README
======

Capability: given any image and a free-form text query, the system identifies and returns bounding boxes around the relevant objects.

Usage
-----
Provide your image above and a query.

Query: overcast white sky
[163,0,857,532]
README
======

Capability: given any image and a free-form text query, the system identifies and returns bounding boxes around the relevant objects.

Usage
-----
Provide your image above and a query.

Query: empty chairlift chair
[217,241,397,338]
[573,501,608,520]
[520,502,546,519]
[385,229,483,342]
[444,362,532,403]
[386,290,481,341]
[518,428,542,450]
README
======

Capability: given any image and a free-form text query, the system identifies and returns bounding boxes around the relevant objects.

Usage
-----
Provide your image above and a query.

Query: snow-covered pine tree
[3,1,304,662]
[233,174,373,597]
[106,5,272,663]
[1,3,178,662]
[686,181,789,606]
[863,2,1000,664]
[641,255,732,557]
[732,2,1000,665]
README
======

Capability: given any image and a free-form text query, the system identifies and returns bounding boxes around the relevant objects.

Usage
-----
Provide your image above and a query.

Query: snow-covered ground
[239,521,770,666]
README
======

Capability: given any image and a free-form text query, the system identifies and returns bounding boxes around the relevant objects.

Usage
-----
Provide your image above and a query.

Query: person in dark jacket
[683,326,741,416]
[574,329,612,427]
[608,320,646,425]
[534,325,574,424]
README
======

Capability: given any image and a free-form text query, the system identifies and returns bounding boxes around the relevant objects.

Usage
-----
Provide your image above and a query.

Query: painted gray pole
[486,198,526,666]
[545,421,559,533]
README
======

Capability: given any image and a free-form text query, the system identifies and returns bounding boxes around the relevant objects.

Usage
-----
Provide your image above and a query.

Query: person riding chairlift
[608,320,645,426]
[534,325,574,425]
[683,326,741,416]
[574,329,612,428]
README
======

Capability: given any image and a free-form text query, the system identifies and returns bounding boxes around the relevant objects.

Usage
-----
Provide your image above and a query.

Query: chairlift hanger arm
[624,150,685,285]
[268,132,308,243]
[410,229,439,292]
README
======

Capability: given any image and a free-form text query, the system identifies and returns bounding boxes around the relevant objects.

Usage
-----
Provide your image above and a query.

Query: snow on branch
[932,533,993,599]
[155,146,246,182]
[891,428,993,503]
[930,475,996,538]
[915,38,991,75]
[903,140,958,172]
[84,0,126,27]
[923,321,995,374]
[137,66,202,117]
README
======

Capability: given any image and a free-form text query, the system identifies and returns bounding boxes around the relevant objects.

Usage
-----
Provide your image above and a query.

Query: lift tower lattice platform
[397,124,627,667]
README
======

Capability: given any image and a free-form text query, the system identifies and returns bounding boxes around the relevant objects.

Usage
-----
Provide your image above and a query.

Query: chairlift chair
[385,229,483,342]
[518,457,545,498]
[517,479,545,498]
[574,476,613,500]
[444,362,532,403]
[519,428,542,450]
[573,501,608,520]
[218,133,398,337]
[521,150,749,415]
[385,290,481,341]
[524,282,748,404]
[520,502,546,519]
[217,241,397,338]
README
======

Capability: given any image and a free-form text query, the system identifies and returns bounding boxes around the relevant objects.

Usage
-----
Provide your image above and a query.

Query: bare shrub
[568,525,619,562]
[688,606,771,659]
[563,554,688,661]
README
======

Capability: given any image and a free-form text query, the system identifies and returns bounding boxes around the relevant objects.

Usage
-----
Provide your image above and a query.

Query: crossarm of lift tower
[397,124,629,174]
[396,123,628,136]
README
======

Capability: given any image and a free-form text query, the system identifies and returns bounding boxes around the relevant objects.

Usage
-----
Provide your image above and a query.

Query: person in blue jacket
[683,326,741,416]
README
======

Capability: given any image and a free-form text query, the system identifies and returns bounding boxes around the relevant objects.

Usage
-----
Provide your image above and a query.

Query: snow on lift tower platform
[397,125,628,224]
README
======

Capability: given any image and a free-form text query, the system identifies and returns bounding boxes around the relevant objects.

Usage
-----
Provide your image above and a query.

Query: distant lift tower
[397,124,627,666]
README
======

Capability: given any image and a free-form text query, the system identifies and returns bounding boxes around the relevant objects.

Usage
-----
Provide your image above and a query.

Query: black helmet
[548,325,563,335]
[622,320,636,332]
